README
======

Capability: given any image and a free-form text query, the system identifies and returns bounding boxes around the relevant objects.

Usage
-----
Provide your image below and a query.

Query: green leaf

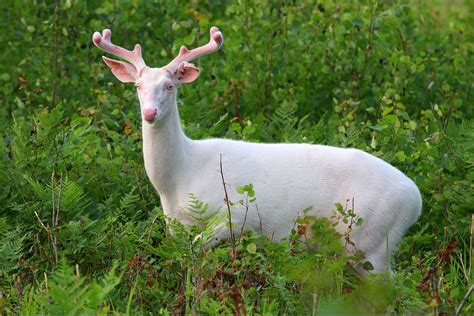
[368,124,388,131]
[0,73,10,81]
[442,82,451,92]
[382,106,394,117]
[395,151,406,162]
[362,261,374,271]
[246,243,257,254]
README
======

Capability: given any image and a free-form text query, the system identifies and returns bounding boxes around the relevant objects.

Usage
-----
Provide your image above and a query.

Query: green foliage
[20,257,121,315]
[0,227,29,274]
[0,0,473,314]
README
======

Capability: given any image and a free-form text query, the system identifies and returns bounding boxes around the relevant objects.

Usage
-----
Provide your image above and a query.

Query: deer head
[92,27,224,123]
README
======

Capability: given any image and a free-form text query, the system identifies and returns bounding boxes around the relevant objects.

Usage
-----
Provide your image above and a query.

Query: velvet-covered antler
[164,26,223,73]
[92,29,147,73]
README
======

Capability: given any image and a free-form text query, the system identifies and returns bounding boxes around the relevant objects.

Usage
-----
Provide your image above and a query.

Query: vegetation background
[0,0,473,314]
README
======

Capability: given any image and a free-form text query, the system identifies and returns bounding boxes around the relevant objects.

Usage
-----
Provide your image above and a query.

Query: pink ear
[102,56,137,83]
[177,62,200,83]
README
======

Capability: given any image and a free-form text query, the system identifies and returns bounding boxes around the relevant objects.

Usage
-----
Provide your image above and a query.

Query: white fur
[94,52,423,274]
[134,69,422,274]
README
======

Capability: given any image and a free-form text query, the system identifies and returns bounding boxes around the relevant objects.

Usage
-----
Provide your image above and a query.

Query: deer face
[92,27,223,124]
[134,66,200,123]
[135,68,175,123]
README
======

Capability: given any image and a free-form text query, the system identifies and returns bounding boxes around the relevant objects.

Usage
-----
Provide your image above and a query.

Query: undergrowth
[1,0,473,314]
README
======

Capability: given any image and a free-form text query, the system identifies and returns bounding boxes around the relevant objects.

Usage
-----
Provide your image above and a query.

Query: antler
[164,26,224,73]
[92,29,147,73]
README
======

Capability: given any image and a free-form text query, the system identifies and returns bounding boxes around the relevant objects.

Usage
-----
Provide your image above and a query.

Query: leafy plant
[0,0,473,314]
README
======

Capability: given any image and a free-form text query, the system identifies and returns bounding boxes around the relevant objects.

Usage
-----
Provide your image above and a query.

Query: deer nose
[143,107,157,122]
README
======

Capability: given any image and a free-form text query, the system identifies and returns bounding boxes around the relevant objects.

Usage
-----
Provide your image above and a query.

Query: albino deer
[92,27,422,274]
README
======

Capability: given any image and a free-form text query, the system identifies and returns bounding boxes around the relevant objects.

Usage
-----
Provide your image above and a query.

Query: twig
[51,0,61,107]
[455,284,474,316]
[36,233,53,265]
[238,194,249,243]
[219,154,235,246]
[51,171,55,235]
[51,173,57,264]
[470,214,473,280]
[34,211,49,233]
[312,292,318,316]
[430,264,438,316]
[356,1,376,95]
[255,204,263,235]
[456,252,470,284]
[53,174,62,265]
[44,272,49,298]
[143,211,161,243]
[56,173,62,228]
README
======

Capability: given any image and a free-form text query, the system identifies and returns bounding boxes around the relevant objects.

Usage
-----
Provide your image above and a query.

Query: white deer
[92,27,422,274]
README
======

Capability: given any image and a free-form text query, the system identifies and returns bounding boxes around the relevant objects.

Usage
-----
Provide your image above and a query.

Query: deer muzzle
[143,107,157,122]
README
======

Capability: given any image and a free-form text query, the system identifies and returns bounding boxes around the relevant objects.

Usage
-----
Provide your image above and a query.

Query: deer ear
[176,62,200,83]
[102,56,137,83]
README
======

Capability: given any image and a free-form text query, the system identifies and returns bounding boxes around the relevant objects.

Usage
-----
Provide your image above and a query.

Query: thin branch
[312,292,318,316]
[44,272,49,297]
[75,264,80,280]
[255,204,263,235]
[470,213,473,276]
[455,252,470,283]
[219,154,235,245]
[356,1,376,95]
[55,173,62,228]
[51,0,61,107]
[139,210,161,244]
[51,171,55,235]
[238,195,249,244]
[431,264,438,316]
[34,211,49,233]
[36,233,53,265]
[455,284,474,316]
[51,173,63,265]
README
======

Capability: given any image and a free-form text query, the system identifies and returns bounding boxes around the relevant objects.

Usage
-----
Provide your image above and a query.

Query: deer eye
[165,83,174,91]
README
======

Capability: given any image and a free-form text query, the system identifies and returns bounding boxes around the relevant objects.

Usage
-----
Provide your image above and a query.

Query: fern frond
[0,229,28,274]
[118,189,141,212]
[20,256,121,315]
[185,193,220,223]
[25,176,50,203]
[60,178,91,215]
[25,176,91,219]
[271,100,308,142]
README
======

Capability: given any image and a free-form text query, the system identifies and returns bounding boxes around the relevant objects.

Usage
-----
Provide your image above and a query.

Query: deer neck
[141,94,189,196]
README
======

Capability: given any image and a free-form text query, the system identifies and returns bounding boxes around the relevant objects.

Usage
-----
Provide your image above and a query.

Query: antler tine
[92,29,147,72]
[165,26,224,72]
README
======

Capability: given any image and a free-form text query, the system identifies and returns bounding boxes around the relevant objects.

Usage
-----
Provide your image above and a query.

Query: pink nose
[143,108,157,122]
